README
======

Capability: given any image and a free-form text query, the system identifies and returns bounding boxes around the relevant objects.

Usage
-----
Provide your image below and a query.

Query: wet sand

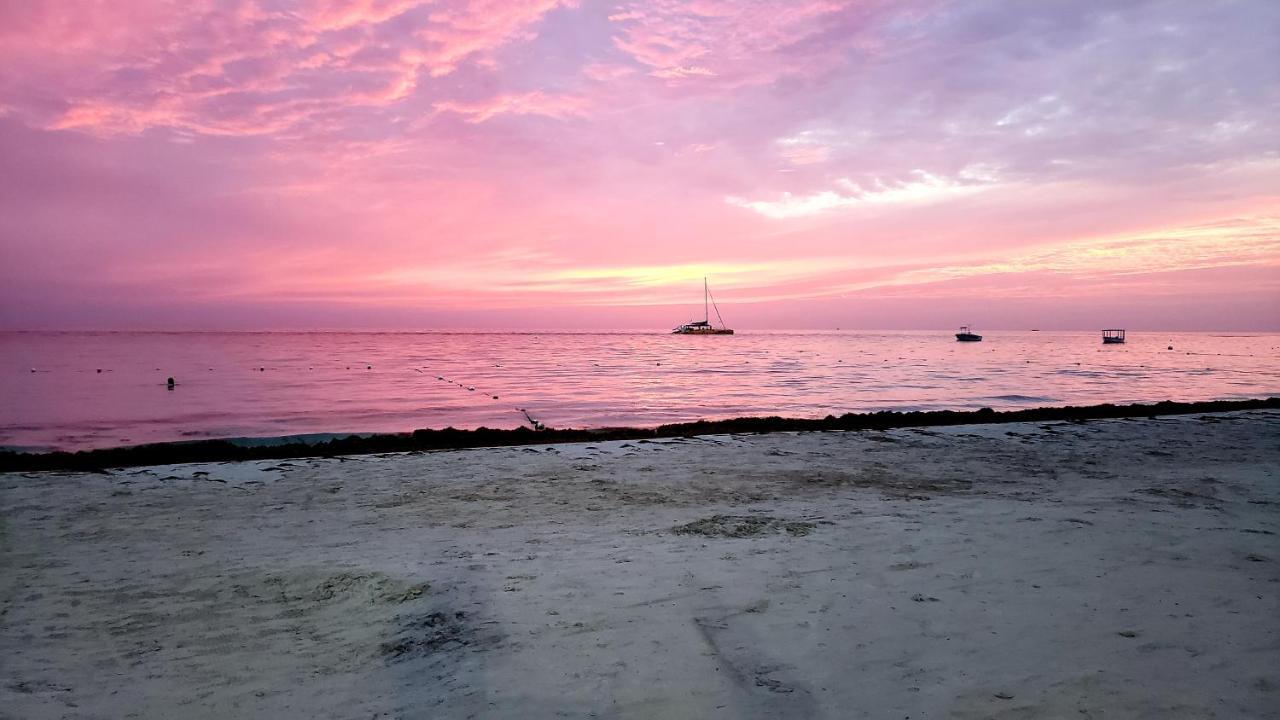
[2,410,1278,718]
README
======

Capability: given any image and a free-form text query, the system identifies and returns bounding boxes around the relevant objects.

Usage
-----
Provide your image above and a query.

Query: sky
[0,0,1277,331]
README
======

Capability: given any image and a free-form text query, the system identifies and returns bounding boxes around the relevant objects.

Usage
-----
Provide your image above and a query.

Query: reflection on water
[1,331,1277,451]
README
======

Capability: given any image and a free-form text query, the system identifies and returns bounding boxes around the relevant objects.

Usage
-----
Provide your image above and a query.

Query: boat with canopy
[673,278,734,335]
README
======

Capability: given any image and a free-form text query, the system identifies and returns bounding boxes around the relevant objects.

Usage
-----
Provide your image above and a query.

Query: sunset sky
[1,0,1277,330]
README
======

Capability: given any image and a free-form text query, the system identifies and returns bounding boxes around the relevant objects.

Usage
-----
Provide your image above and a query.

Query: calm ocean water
[1,331,1277,451]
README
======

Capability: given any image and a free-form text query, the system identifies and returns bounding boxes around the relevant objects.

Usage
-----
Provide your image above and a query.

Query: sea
[2,330,1277,451]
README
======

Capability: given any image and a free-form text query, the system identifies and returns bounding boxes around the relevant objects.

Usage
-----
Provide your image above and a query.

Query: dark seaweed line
[2,397,1277,473]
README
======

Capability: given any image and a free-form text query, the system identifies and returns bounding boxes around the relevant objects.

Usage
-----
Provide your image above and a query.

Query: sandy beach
[2,409,1277,719]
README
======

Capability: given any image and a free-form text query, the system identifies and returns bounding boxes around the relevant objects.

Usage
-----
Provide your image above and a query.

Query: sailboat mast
[704,277,709,323]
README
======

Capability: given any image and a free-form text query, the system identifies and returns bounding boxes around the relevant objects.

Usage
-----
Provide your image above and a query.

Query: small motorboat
[673,277,734,335]
[1102,329,1126,344]
[955,326,982,342]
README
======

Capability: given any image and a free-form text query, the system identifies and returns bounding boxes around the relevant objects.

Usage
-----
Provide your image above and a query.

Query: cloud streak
[727,168,1002,219]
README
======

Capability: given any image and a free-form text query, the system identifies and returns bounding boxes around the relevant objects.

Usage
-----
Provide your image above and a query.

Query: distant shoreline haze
[2,328,1280,334]
[3,297,1277,333]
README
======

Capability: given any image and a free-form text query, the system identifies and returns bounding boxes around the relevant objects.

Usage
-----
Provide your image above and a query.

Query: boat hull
[673,327,734,335]
[955,333,982,342]
[1102,337,1125,344]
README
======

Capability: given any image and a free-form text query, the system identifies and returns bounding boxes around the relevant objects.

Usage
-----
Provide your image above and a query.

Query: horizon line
[2,327,1277,335]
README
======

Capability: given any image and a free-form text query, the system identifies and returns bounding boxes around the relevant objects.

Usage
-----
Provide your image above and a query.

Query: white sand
[2,411,1278,719]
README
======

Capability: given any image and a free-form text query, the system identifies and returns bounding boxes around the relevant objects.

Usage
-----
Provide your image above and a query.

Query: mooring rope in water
[33,359,548,432]
[426,368,544,431]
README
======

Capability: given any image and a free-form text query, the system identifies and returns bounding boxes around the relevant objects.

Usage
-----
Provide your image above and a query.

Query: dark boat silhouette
[955,326,982,342]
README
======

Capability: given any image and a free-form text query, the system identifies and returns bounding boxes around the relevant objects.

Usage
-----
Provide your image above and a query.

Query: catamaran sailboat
[672,278,734,335]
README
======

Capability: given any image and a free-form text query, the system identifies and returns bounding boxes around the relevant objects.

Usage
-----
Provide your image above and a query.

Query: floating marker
[166,377,175,389]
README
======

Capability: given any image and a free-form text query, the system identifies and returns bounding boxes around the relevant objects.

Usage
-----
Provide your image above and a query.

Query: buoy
[96,369,102,373]
[30,368,35,373]
[166,377,175,389]
[1168,346,1173,350]
[492,395,499,400]
[367,365,372,369]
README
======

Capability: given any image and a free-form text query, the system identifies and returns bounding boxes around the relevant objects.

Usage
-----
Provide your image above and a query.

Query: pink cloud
[433,91,588,122]
[0,0,576,137]
[415,0,578,76]
[607,0,850,85]
[307,0,425,32]
[582,62,637,83]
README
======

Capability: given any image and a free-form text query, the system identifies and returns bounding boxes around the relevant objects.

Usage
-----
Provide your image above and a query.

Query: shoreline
[2,396,1277,472]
